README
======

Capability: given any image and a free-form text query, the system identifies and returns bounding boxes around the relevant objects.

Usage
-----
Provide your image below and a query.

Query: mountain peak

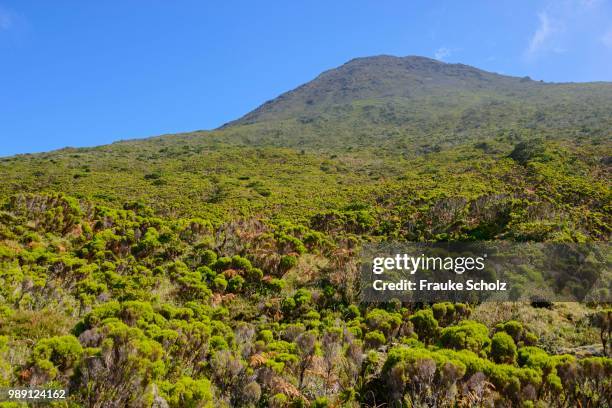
[223,55,536,127]
[342,54,442,65]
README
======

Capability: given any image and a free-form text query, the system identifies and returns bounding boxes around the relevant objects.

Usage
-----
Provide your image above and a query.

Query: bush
[231,255,252,271]
[160,376,214,408]
[432,302,471,326]
[281,297,296,315]
[267,278,285,292]
[211,256,232,271]
[198,266,217,281]
[440,321,490,355]
[269,393,288,408]
[0,336,11,386]
[241,381,261,405]
[346,304,361,319]
[293,289,311,307]
[496,320,523,342]
[365,308,401,337]
[30,335,83,379]
[496,320,536,346]
[200,250,217,266]
[228,275,245,293]
[279,255,298,271]
[509,139,545,165]
[432,302,454,324]
[491,332,517,364]
[75,321,164,406]
[258,330,274,343]
[312,396,329,408]
[382,345,467,405]
[212,276,228,292]
[209,335,229,351]
[245,267,263,282]
[409,309,439,345]
[365,330,386,349]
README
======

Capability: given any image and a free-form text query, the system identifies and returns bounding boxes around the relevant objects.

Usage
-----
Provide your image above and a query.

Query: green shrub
[269,393,288,408]
[258,330,274,343]
[365,330,386,349]
[200,250,217,266]
[312,396,329,408]
[440,321,490,354]
[30,335,83,379]
[346,304,361,319]
[0,336,11,386]
[212,276,228,292]
[279,255,298,271]
[365,308,401,337]
[491,332,517,364]
[245,267,263,282]
[231,255,252,271]
[281,297,296,315]
[496,320,523,342]
[209,335,229,351]
[267,278,285,292]
[293,289,311,307]
[509,139,545,165]
[160,377,214,408]
[409,309,439,345]
[211,257,232,272]
[228,275,245,293]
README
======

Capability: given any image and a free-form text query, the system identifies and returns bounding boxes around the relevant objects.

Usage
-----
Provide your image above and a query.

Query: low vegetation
[0,56,610,406]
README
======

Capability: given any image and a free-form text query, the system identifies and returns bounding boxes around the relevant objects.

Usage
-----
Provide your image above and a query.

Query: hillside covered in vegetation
[0,56,610,407]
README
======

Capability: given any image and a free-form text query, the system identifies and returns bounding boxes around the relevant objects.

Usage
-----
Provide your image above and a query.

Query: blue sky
[1,0,611,156]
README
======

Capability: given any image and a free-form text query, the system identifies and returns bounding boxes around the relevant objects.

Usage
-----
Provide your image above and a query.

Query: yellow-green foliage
[0,336,10,386]
[0,118,609,407]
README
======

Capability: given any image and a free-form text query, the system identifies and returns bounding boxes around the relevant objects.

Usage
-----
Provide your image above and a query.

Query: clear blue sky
[1,0,611,156]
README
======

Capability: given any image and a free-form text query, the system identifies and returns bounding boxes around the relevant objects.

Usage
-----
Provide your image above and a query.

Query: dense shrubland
[0,190,609,407]
[0,55,610,406]
[1,136,609,241]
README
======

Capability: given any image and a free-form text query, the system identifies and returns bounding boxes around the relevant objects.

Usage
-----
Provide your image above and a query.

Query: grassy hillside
[0,56,610,407]
[1,133,609,240]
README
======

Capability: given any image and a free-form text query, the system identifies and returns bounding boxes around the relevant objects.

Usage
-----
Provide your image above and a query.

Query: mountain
[224,55,543,126]
[0,56,610,228]
[218,55,612,150]
[0,55,611,407]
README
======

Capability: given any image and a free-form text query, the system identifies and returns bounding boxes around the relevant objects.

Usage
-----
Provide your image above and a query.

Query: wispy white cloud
[602,28,612,49]
[525,0,612,60]
[526,12,555,57]
[434,47,451,61]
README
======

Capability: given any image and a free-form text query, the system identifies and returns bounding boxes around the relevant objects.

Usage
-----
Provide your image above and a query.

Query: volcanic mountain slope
[218,55,612,150]
[224,55,544,126]
[0,56,610,234]
[1,56,611,408]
